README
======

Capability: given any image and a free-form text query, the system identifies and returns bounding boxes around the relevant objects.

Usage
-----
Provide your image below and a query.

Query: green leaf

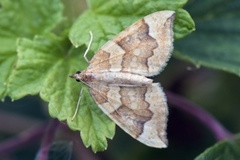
[0,52,15,101]
[0,0,64,99]
[0,0,63,37]
[175,0,240,76]
[8,34,115,152]
[195,134,240,160]
[88,0,188,15]
[8,35,67,99]
[174,8,195,40]
[69,0,195,53]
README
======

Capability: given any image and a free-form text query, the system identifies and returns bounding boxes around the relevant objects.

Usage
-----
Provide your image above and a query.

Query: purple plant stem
[37,119,60,160]
[0,123,47,154]
[166,91,233,141]
[58,124,102,160]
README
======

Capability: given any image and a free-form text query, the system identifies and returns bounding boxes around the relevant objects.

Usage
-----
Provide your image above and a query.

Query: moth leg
[83,31,93,63]
[71,87,84,121]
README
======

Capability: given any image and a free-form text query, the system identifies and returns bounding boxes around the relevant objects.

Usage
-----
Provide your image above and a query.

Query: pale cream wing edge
[88,83,168,148]
[137,83,168,148]
[87,11,175,77]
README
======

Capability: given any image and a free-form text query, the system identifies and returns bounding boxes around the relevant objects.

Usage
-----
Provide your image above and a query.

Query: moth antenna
[83,31,93,63]
[71,87,84,121]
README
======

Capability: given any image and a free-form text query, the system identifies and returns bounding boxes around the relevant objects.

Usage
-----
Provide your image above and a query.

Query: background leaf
[69,0,195,53]
[175,0,240,76]
[195,134,240,160]
[0,0,64,99]
[88,0,187,15]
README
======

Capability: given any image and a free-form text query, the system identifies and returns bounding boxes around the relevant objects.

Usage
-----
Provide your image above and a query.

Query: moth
[70,10,175,148]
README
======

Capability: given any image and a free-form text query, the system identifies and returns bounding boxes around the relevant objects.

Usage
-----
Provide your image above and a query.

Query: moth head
[69,71,82,82]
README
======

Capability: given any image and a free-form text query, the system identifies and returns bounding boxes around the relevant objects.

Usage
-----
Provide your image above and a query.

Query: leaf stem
[0,123,47,155]
[166,91,233,141]
[37,119,60,160]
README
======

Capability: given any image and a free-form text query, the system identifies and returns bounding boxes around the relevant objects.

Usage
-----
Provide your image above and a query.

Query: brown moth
[70,10,175,148]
